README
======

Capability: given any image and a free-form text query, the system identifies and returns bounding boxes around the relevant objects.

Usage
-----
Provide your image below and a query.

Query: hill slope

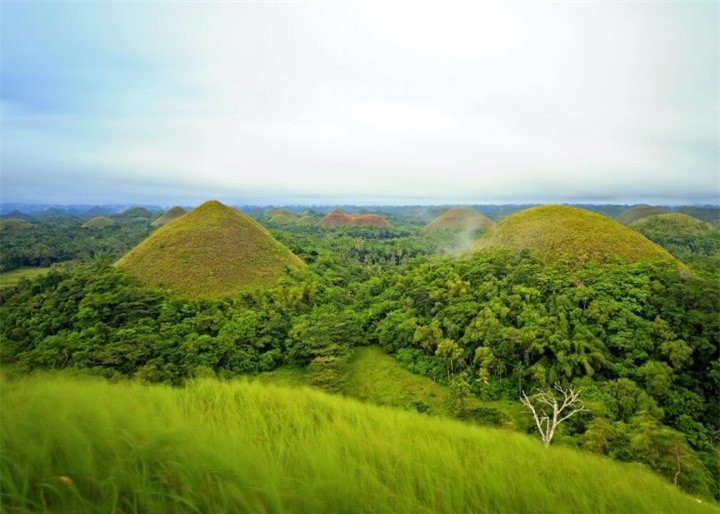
[150,206,187,227]
[81,216,115,228]
[426,207,494,232]
[631,213,711,235]
[319,209,391,227]
[1,375,714,514]
[617,205,668,225]
[0,218,33,230]
[471,205,676,265]
[116,200,304,297]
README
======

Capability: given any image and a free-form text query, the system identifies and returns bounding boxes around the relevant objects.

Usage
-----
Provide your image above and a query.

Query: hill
[116,200,304,297]
[319,209,391,228]
[675,206,720,224]
[117,206,153,219]
[631,213,711,235]
[1,375,714,514]
[81,216,115,228]
[0,218,33,230]
[471,205,676,265]
[425,207,494,232]
[268,211,298,225]
[150,206,187,227]
[617,205,668,225]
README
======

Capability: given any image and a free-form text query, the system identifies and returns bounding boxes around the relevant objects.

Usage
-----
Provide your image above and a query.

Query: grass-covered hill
[116,200,304,297]
[269,211,299,225]
[81,216,115,228]
[617,205,668,225]
[425,207,494,232]
[150,206,187,227]
[116,206,153,219]
[2,375,715,514]
[632,213,712,235]
[471,205,676,265]
[319,209,391,227]
[0,218,33,230]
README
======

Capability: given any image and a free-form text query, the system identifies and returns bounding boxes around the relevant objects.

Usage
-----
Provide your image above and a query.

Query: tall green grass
[1,375,716,513]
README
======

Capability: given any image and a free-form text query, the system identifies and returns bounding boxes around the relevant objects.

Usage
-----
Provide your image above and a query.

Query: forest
[1,205,719,503]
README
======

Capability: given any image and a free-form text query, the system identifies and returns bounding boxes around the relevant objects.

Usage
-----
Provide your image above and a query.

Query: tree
[520,383,588,447]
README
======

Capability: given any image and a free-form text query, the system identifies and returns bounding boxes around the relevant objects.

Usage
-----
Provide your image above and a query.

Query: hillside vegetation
[0,218,33,230]
[116,200,304,297]
[617,205,668,225]
[471,205,676,265]
[150,206,187,227]
[425,207,494,232]
[2,375,715,514]
[81,216,115,228]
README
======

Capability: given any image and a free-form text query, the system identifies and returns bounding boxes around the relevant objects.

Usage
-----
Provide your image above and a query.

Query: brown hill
[0,218,33,230]
[425,207,494,232]
[116,200,304,298]
[471,205,676,266]
[319,210,391,228]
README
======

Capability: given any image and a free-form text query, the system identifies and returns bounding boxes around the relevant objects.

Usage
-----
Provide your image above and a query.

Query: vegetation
[1,202,719,504]
[631,213,720,272]
[471,205,676,265]
[617,205,668,225]
[150,206,187,227]
[0,267,51,289]
[116,200,305,297]
[2,375,716,514]
[81,216,115,228]
[0,218,33,230]
[425,207,494,232]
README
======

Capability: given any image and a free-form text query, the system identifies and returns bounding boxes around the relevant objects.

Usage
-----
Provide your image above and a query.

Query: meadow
[2,374,716,514]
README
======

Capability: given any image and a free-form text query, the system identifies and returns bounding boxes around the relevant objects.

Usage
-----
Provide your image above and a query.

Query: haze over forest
[1,2,718,206]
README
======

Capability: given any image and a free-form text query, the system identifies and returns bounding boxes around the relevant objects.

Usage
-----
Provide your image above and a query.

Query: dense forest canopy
[1,204,718,498]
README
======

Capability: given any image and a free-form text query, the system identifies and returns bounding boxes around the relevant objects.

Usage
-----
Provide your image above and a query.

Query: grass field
[1,375,716,513]
[0,267,51,289]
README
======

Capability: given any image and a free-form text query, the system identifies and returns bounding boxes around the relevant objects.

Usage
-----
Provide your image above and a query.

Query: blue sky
[1,2,718,205]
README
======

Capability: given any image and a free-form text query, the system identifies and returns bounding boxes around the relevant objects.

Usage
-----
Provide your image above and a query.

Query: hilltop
[617,205,667,225]
[2,375,714,514]
[471,205,676,265]
[116,200,304,297]
[631,213,711,235]
[81,216,115,228]
[150,206,187,227]
[319,209,391,227]
[425,207,494,232]
[0,218,33,230]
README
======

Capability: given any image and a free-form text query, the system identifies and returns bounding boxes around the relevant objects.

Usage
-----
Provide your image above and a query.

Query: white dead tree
[520,383,588,447]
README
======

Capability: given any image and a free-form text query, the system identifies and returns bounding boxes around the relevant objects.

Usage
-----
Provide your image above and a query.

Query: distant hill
[471,205,676,265]
[616,205,668,225]
[116,200,304,297]
[425,207,494,232]
[319,209,391,228]
[81,216,115,228]
[116,206,153,219]
[0,218,33,230]
[297,214,316,225]
[150,206,187,227]
[675,206,720,224]
[631,213,711,235]
[268,210,298,225]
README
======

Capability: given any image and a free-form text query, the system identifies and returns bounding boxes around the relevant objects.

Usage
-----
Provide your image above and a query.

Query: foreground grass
[0,267,51,289]
[2,376,716,514]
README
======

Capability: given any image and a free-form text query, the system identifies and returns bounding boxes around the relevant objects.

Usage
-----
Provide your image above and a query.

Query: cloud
[1,2,717,205]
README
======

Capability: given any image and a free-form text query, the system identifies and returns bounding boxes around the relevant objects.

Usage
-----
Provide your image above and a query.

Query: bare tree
[520,383,588,447]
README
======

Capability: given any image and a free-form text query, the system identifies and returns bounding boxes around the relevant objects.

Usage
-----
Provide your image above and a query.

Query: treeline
[1,241,718,496]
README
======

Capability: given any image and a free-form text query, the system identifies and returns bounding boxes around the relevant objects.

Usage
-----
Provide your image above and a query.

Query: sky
[1,1,718,206]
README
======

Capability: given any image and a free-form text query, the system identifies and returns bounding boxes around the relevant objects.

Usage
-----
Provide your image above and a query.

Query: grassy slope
[631,213,712,234]
[0,267,52,289]
[0,219,33,230]
[471,205,676,265]
[116,200,304,298]
[616,205,668,225]
[426,207,494,232]
[81,216,115,228]
[150,206,187,227]
[2,375,715,514]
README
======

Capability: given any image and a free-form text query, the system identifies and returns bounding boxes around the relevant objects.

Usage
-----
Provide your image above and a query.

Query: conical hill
[617,205,667,225]
[150,206,187,227]
[425,207,494,232]
[470,205,676,265]
[116,200,304,297]
[82,216,115,228]
[319,209,391,228]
